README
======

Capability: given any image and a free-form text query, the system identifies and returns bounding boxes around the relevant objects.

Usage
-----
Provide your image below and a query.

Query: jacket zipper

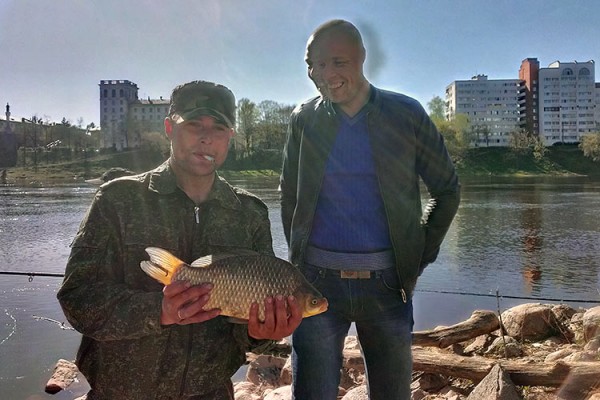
[179,205,200,396]
[367,112,408,303]
[179,325,194,396]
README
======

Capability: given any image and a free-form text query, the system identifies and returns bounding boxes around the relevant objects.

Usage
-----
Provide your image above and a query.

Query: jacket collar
[147,160,241,210]
[318,84,380,117]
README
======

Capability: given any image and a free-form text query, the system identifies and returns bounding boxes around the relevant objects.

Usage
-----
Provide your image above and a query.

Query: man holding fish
[58,81,307,400]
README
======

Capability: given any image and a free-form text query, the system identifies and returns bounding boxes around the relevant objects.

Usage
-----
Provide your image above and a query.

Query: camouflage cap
[168,81,236,128]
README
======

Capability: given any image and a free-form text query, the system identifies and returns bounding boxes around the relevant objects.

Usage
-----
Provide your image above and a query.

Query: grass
[2,145,599,187]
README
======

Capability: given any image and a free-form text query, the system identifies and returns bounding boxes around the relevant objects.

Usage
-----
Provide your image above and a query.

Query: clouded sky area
[1,0,599,126]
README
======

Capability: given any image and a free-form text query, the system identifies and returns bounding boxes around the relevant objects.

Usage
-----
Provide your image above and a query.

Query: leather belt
[340,270,372,279]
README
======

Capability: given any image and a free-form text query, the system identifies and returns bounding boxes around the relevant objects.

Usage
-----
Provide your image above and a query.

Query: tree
[433,113,472,161]
[579,132,600,162]
[236,98,259,158]
[256,100,293,151]
[427,96,446,123]
[509,129,547,163]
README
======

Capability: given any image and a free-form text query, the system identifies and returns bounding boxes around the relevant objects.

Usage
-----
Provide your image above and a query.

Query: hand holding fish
[161,281,221,325]
[247,295,302,340]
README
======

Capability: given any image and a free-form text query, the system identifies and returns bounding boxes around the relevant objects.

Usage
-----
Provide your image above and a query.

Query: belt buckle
[340,270,371,279]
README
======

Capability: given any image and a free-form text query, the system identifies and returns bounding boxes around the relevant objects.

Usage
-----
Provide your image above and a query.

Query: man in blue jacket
[280,20,460,399]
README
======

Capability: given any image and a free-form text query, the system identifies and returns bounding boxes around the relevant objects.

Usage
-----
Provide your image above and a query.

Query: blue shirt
[308,107,392,252]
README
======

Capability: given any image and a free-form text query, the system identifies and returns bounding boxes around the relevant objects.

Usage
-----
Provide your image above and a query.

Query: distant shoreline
[1,145,599,187]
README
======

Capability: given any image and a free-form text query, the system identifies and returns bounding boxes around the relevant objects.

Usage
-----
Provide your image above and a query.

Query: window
[562,68,574,76]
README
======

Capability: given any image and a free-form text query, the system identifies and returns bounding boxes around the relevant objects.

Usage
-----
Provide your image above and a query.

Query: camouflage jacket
[57,161,275,399]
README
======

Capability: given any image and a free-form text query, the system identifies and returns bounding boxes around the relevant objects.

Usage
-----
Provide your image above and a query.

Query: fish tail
[140,247,184,285]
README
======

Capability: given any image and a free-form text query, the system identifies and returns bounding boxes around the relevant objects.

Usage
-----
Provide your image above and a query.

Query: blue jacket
[280,86,460,299]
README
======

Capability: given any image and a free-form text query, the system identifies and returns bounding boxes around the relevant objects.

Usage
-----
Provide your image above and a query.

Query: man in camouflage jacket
[58,81,301,400]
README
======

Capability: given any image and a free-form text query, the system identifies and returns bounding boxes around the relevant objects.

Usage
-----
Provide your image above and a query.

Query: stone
[245,354,287,387]
[466,364,520,400]
[583,306,600,341]
[501,303,559,341]
[263,385,292,400]
[341,384,368,400]
[233,381,262,400]
[44,359,79,394]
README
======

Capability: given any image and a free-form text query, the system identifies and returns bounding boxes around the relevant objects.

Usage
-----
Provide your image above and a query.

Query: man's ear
[164,117,174,139]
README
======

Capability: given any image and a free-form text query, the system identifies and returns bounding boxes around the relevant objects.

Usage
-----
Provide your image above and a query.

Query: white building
[445,75,523,147]
[538,60,596,145]
[595,82,600,130]
[99,80,168,150]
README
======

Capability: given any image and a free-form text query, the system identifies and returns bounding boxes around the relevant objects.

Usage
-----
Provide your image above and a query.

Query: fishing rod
[1,270,598,304]
[0,271,65,282]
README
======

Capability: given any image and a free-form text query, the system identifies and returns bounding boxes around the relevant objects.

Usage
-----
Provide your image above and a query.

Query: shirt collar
[147,160,241,210]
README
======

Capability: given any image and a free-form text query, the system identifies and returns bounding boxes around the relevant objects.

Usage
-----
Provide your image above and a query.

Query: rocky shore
[46,303,600,399]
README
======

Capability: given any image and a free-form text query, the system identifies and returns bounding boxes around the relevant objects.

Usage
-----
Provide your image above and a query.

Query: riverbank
[1,145,599,187]
[0,149,279,186]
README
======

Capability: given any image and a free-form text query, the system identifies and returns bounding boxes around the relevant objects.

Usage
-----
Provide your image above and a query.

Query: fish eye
[311,299,318,305]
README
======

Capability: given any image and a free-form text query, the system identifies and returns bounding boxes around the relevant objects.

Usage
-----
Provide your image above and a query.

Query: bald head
[306,19,365,62]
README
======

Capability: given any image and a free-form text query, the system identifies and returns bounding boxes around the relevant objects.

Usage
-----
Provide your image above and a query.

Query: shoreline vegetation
[1,144,600,187]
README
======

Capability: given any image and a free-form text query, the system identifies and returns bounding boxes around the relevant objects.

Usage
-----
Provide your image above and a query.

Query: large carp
[140,247,328,321]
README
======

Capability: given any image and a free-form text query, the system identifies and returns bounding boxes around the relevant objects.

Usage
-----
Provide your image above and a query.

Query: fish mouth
[302,298,329,318]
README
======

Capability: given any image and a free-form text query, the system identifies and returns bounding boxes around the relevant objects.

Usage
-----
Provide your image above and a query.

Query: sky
[1,0,599,127]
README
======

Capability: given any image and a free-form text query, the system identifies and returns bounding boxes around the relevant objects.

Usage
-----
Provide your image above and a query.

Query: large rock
[246,354,287,387]
[583,306,600,342]
[466,364,520,400]
[233,381,262,400]
[44,359,79,394]
[263,385,292,400]
[501,303,559,341]
[340,384,368,400]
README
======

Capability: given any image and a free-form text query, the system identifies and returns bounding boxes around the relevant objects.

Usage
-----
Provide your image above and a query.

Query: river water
[1,175,599,399]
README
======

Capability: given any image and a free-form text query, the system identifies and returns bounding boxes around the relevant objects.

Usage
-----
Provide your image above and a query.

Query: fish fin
[141,247,184,285]
[140,261,171,286]
[226,317,249,324]
[189,250,261,268]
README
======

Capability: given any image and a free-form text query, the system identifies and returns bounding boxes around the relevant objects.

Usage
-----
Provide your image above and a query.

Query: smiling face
[165,115,234,181]
[306,27,370,117]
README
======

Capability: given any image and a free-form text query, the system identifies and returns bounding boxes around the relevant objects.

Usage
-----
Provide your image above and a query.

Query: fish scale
[140,247,328,321]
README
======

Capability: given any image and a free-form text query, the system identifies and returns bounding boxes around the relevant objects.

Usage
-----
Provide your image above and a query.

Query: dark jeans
[291,264,413,400]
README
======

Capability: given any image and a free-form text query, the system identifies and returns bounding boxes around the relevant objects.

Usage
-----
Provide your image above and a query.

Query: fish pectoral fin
[226,317,249,324]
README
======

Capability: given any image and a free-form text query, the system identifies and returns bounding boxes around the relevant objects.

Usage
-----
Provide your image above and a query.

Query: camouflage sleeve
[57,189,164,340]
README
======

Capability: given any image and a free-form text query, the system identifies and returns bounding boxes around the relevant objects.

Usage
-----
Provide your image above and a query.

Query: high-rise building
[538,60,596,145]
[518,58,540,135]
[445,74,523,147]
[99,80,169,151]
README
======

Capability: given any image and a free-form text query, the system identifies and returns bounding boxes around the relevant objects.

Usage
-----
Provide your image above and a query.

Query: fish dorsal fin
[190,250,261,268]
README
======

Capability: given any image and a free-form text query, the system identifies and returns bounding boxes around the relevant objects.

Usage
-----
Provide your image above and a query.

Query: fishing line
[1,271,598,304]
[416,288,600,304]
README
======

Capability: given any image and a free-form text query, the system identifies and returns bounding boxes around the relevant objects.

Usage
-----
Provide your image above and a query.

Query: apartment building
[518,58,540,135]
[538,60,596,145]
[99,80,168,150]
[446,58,599,148]
[445,74,523,147]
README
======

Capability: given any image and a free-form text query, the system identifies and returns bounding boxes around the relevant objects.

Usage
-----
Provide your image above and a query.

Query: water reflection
[518,187,543,295]
[1,177,600,399]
